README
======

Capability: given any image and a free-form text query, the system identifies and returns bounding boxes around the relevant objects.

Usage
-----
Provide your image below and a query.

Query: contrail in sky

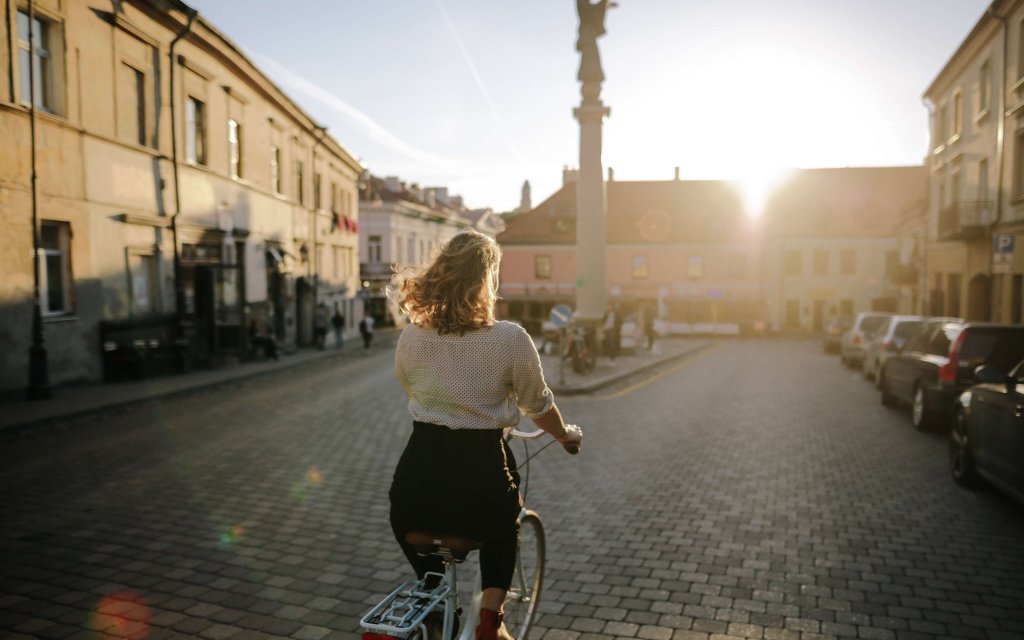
[433,0,529,165]
[251,53,454,169]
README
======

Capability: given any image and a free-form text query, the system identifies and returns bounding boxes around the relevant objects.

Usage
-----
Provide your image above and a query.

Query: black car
[950,363,1024,503]
[879,321,1024,430]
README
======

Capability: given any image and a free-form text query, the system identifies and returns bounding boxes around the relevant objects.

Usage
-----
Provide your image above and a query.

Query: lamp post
[26,0,51,400]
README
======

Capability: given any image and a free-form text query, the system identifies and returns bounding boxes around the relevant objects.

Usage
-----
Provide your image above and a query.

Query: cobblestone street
[2,340,1024,640]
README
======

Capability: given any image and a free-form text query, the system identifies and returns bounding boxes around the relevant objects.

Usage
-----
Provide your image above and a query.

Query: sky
[187,0,991,213]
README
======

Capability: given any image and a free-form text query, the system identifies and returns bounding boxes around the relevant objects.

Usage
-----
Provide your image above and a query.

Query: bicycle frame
[361,428,550,640]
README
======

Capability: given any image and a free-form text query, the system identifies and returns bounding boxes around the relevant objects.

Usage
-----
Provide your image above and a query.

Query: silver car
[840,312,893,369]
[862,315,924,382]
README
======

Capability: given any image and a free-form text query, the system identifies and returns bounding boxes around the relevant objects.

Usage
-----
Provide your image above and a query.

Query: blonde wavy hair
[395,230,501,335]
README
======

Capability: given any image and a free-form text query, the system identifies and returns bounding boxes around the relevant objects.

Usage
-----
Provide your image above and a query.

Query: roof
[762,166,928,238]
[498,166,927,245]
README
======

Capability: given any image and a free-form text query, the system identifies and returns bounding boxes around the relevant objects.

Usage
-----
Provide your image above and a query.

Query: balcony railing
[938,201,992,241]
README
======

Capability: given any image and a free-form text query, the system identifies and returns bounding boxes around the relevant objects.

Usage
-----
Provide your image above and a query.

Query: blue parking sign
[993,234,1015,253]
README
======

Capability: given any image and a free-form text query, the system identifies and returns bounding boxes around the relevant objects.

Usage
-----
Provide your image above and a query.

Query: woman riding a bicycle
[390,230,582,640]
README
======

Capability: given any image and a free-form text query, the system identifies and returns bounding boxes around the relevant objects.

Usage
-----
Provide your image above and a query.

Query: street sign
[993,234,1015,253]
[550,304,573,328]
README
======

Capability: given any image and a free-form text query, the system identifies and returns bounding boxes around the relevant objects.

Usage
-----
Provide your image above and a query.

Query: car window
[860,316,888,334]
[927,324,960,356]
[960,329,1024,374]
[904,325,933,352]
[893,320,923,340]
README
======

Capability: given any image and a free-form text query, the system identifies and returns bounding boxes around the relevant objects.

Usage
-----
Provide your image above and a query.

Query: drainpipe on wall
[169,5,198,367]
[26,0,50,400]
[311,126,326,319]
[992,6,1009,321]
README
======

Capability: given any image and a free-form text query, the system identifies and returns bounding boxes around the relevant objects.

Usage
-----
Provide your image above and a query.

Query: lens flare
[220,524,245,544]
[306,467,324,486]
[93,591,150,638]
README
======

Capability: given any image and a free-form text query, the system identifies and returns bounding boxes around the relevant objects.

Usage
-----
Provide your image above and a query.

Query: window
[951,169,961,208]
[839,299,854,317]
[939,103,949,145]
[330,182,338,213]
[17,9,60,113]
[980,59,991,115]
[368,235,382,263]
[270,145,281,194]
[952,90,963,139]
[313,173,322,210]
[228,119,242,179]
[632,256,648,279]
[947,273,962,317]
[813,250,828,276]
[296,160,305,205]
[687,256,703,279]
[840,249,856,275]
[785,300,800,328]
[1019,19,1024,80]
[1014,128,1024,199]
[185,97,206,165]
[783,249,801,276]
[885,250,899,279]
[128,252,159,314]
[407,237,416,265]
[39,221,73,315]
[979,159,989,204]
[535,255,552,279]
[124,64,147,146]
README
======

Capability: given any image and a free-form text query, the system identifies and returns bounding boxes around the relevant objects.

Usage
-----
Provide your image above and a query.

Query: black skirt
[389,422,523,589]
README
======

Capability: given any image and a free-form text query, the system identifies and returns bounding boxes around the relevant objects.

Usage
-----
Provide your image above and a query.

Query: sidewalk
[0,331,397,434]
[544,338,710,395]
[0,331,710,433]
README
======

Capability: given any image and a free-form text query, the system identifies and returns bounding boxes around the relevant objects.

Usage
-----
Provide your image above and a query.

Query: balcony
[360,262,396,280]
[937,201,992,241]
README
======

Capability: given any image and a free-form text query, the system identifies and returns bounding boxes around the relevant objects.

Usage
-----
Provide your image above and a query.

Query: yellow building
[0,0,363,392]
[924,0,1024,322]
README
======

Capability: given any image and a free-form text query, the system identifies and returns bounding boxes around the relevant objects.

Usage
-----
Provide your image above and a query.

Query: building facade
[358,176,472,326]
[498,167,927,335]
[0,0,363,392]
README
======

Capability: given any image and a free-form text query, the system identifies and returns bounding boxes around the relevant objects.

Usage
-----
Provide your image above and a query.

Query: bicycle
[360,427,579,640]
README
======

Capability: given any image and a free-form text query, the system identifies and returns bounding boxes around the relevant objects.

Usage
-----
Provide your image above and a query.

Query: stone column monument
[573,0,612,322]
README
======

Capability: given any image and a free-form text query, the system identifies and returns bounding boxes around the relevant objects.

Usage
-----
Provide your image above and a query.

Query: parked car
[879,320,1024,431]
[861,315,924,382]
[950,362,1024,503]
[840,312,893,368]
[822,315,852,354]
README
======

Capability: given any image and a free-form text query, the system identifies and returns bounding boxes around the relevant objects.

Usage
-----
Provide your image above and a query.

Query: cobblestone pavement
[2,340,1024,640]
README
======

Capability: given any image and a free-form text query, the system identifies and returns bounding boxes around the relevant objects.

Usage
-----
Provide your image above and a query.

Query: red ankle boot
[475,608,513,640]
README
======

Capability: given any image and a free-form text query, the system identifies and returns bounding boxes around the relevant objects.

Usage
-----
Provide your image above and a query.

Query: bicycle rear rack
[361,573,449,636]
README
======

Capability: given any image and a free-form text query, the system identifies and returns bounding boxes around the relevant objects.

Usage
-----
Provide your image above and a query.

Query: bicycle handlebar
[508,426,581,455]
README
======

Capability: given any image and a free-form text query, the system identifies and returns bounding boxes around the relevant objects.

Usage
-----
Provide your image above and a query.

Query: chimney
[674,166,680,181]
[607,167,614,182]
[562,166,579,186]
[408,183,423,202]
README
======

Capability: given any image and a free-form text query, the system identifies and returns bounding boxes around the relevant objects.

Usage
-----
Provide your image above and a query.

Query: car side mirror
[974,364,1010,385]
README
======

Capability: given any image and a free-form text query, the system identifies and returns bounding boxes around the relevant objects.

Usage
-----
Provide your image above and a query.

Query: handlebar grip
[564,442,580,455]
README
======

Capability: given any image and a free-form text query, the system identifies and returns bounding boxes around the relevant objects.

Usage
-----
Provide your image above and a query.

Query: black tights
[389,422,522,590]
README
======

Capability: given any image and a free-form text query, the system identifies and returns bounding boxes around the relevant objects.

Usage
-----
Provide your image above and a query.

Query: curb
[550,342,714,396]
[0,331,401,436]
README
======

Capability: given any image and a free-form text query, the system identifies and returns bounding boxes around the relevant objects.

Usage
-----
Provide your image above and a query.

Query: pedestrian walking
[359,314,375,352]
[314,303,328,350]
[602,304,619,361]
[388,229,583,640]
[643,303,656,351]
[331,303,346,350]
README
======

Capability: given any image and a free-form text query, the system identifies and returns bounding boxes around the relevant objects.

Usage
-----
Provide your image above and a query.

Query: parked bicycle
[563,325,595,374]
[360,427,579,640]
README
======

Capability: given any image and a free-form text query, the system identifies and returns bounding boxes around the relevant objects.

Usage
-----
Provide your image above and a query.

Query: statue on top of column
[576,0,613,85]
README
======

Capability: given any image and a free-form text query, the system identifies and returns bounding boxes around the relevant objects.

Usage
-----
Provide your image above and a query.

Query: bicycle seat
[405,531,481,563]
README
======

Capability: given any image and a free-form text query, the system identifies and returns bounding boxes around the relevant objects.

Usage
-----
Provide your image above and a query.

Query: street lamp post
[26,0,51,400]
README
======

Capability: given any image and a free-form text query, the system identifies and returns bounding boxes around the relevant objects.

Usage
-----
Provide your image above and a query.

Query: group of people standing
[313,302,375,352]
[599,302,657,360]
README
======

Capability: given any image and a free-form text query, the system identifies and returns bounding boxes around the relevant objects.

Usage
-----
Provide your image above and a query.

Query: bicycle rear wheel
[503,510,545,640]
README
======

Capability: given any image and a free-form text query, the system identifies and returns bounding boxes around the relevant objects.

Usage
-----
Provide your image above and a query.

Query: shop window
[535,255,552,279]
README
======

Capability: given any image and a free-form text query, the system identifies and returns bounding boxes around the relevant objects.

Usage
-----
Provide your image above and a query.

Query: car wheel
[880,373,897,407]
[949,407,979,487]
[911,385,935,431]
